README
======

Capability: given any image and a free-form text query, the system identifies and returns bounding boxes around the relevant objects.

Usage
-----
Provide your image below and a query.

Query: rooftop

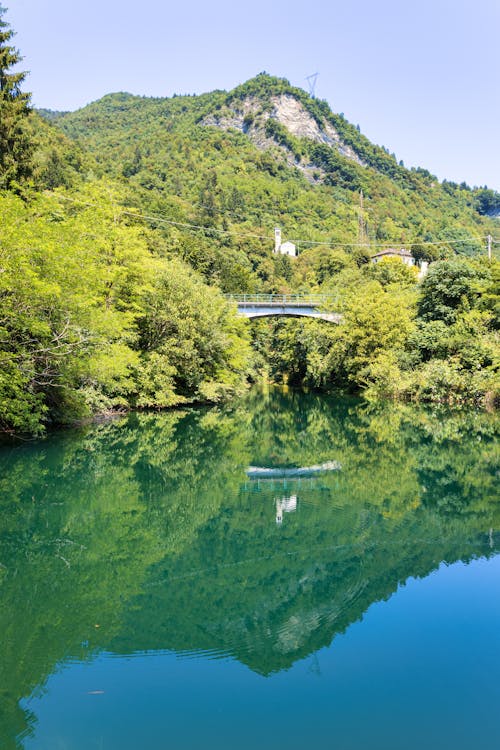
[372,248,413,258]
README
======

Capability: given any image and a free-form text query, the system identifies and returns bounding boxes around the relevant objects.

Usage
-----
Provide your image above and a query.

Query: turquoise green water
[1,390,499,749]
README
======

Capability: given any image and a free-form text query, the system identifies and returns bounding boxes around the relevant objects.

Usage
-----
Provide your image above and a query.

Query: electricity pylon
[306,72,319,98]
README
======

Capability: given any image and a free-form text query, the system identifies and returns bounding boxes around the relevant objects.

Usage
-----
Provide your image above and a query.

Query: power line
[157,194,500,249]
[49,192,272,240]
[48,192,495,252]
[161,194,500,250]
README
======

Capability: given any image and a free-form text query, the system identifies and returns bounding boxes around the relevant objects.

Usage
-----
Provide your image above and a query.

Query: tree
[367,256,419,288]
[418,259,487,323]
[339,281,415,386]
[136,257,251,405]
[410,242,443,264]
[0,5,33,189]
[474,187,500,217]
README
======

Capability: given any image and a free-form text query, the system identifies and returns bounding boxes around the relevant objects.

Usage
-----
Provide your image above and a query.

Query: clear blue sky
[6,0,500,190]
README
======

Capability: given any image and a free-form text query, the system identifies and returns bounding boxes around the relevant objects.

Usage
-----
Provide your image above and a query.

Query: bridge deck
[225,294,334,307]
[225,294,341,323]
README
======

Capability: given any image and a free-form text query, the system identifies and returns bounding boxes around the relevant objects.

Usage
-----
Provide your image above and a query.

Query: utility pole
[358,190,366,246]
[487,234,492,261]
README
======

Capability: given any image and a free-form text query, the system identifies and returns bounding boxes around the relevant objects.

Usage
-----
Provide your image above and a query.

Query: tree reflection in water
[0,389,498,747]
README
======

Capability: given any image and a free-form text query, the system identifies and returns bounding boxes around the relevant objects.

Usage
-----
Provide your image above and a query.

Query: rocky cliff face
[271,94,363,164]
[202,93,365,182]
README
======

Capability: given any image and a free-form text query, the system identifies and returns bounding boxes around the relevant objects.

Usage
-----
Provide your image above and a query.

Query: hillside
[1,35,498,434]
[45,74,498,292]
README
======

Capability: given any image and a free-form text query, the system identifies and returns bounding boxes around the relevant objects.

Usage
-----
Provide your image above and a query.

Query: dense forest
[0,7,498,434]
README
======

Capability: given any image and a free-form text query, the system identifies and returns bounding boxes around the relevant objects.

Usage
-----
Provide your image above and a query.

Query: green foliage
[335,281,416,386]
[418,259,490,323]
[0,22,497,429]
[253,257,498,407]
[0,5,33,189]
[295,246,355,287]
[367,256,419,288]
[0,184,252,433]
[437,226,484,257]
[264,118,305,161]
[473,187,500,216]
[136,258,251,403]
[410,242,443,263]
[310,143,365,190]
[28,111,89,189]
[478,261,500,329]
[46,73,496,295]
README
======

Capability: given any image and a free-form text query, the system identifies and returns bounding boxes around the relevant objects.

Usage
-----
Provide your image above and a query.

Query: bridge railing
[224,293,337,307]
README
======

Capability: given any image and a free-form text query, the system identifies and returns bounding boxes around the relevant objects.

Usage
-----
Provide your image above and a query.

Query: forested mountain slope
[1,5,498,438]
[36,75,499,415]
[45,73,497,292]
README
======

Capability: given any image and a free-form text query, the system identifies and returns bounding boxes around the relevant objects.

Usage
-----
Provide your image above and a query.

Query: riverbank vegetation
[0,186,251,434]
[253,254,499,407]
[0,8,498,434]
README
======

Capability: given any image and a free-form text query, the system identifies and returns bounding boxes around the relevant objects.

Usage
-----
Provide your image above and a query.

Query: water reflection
[0,389,498,747]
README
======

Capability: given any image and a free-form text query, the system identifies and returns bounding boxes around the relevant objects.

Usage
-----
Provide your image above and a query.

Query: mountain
[2,72,498,436]
[41,73,497,292]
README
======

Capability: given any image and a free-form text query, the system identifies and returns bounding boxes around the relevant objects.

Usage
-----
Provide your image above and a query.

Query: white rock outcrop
[201,93,365,182]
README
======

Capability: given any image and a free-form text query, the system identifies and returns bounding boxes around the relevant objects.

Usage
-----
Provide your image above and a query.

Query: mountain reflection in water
[0,389,498,748]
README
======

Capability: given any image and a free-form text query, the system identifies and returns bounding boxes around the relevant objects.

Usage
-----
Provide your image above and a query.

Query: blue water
[1,390,499,749]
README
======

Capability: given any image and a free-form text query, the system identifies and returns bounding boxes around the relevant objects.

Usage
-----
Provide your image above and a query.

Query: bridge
[225,294,342,323]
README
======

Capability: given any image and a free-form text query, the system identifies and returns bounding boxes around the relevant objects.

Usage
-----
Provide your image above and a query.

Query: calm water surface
[1,390,499,749]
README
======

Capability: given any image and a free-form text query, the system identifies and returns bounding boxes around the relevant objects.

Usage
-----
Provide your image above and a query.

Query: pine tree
[0,5,32,189]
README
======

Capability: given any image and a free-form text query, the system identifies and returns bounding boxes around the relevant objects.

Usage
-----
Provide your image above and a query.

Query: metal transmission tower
[306,72,319,98]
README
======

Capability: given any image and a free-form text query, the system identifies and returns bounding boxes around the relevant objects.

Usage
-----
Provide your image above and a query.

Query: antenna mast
[306,72,319,98]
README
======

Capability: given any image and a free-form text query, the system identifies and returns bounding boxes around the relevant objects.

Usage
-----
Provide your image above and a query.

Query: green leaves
[418,259,489,323]
[0,43,498,429]
[47,75,497,295]
[0,6,33,190]
[0,183,252,434]
[136,258,251,403]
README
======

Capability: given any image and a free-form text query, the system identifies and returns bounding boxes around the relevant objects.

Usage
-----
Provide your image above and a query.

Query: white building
[279,241,297,257]
[274,227,297,257]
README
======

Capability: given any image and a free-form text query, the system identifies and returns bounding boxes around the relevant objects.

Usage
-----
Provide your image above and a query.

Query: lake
[1,389,499,749]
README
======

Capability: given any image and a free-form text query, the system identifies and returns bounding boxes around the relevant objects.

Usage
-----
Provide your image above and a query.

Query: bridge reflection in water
[246,461,342,524]
[225,294,342,323]
[246,461,341,479]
